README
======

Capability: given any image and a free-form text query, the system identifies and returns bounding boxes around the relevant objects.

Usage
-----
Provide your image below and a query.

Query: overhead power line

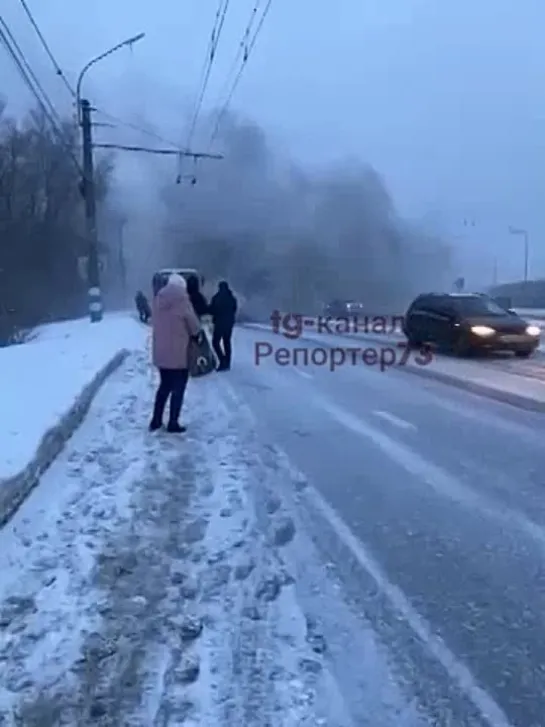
[94,108,182,149]
[12,2,224,185]
[17,0,76,98]
[177,0,231,182]
[0,15,82,173]
[208,0,272,149]
[217,0,262,104]
[94,142,223,159]
[15,8,183,158]
[0,15,63,129]
[185,0,231,149]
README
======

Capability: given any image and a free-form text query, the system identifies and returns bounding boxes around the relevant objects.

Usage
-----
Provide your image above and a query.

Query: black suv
[403,293,540,357]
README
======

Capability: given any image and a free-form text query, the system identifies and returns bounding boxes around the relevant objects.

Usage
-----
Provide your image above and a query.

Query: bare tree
[0,103,113,344]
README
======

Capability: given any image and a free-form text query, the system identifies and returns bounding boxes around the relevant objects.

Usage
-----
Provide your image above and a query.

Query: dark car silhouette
[323,299,365,317]
[402,292,540,357]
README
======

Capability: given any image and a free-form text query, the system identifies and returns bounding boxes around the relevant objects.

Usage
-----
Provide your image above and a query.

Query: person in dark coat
[186,274,216,376]
[186,275,209,319]
[209,280,237,371]
[135,290,151,323]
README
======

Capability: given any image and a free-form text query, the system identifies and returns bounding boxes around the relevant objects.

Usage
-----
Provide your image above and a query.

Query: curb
[242,324,545,414]
[0,349,130,529]
[400,362,545,413]
[310,330,545,413]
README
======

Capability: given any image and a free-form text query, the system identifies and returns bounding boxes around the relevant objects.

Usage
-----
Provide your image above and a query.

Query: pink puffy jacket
[151,275,200,369]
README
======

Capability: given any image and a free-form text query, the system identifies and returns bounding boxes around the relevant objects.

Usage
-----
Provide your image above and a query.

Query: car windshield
[453,296,508,317]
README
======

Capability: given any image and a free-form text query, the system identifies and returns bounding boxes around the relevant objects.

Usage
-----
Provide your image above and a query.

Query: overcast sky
[2,0,544,286]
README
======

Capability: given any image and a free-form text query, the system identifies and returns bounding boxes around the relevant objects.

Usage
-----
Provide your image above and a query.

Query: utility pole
[118,218,127,305]
[80,98,102,322]
[523,230,529,282]
[76,35,145,323]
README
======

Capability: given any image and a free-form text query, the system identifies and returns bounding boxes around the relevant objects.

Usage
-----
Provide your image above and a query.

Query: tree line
[0,100,112,345]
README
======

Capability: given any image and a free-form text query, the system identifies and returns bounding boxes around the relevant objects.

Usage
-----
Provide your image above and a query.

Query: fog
[110,102,451,315]
[2,0,545,321]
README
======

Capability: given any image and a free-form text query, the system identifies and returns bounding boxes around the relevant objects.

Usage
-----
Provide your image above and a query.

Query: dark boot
[149,419,162,431]
[166,422,187,433]
[167,370,189,431]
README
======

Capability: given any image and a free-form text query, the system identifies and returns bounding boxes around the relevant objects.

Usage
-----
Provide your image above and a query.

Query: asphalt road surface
[226,325,545,727]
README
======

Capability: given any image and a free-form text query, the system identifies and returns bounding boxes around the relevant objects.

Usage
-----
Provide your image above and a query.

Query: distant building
[488,279,545,308]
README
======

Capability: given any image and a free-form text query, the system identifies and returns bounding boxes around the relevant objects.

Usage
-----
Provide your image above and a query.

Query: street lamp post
[76,33,145,122]
[77,33,145,322]
[508,226,529,282]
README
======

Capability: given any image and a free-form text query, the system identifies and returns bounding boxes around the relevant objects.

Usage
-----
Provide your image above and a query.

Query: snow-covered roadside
[31,311,136,343]
[0,314,143,483]
[0,345,423,725]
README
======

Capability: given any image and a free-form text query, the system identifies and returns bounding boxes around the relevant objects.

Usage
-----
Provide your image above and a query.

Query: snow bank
[31,310,139,342]
[0,313,146,525]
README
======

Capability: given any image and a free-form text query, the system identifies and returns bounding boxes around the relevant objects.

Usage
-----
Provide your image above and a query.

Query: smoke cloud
[108,105,453,317]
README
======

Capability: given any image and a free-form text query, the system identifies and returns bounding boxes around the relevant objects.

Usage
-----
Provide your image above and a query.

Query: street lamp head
[127,32,145,46]
[76,32,146,122]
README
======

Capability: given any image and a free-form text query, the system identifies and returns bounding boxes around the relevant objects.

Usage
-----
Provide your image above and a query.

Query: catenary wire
[185,0,231,149]
[208,0,272,149]
[15,6,183,154]
[94,108,183,149]
[176,0,231,181]
[0,15,64,129]
[215,0,262,109]
[0,16,82,173]
[17,0,76,98]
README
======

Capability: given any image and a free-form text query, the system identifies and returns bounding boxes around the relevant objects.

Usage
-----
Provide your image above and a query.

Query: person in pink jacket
[149,273,201,432]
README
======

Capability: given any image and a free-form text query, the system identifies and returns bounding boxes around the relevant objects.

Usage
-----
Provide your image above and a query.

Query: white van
[152,268,204,295]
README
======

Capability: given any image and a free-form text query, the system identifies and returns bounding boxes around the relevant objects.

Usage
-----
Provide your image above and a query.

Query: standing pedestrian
[135,290,151,323]
[209,280,237,371]
[186,274,209,319]
[186,274,216,375]
[149,273,201,432]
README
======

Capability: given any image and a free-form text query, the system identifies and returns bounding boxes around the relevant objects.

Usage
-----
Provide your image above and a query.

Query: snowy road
[0,347,418,726]
[232,326,545,727]
[2,327,545,725]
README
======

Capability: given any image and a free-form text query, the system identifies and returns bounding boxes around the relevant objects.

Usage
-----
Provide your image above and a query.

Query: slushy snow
[0,314,425,725]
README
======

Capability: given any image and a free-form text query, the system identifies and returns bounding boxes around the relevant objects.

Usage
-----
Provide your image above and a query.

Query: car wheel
[454,334,472,357]
[515,350,532,358]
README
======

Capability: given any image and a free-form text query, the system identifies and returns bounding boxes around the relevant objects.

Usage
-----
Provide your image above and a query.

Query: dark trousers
[212,325,233,369]
[151,368,189,425]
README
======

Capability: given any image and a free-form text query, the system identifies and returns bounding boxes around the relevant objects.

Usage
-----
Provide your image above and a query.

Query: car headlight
[470,325,495,337]
[526,325,540,336]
